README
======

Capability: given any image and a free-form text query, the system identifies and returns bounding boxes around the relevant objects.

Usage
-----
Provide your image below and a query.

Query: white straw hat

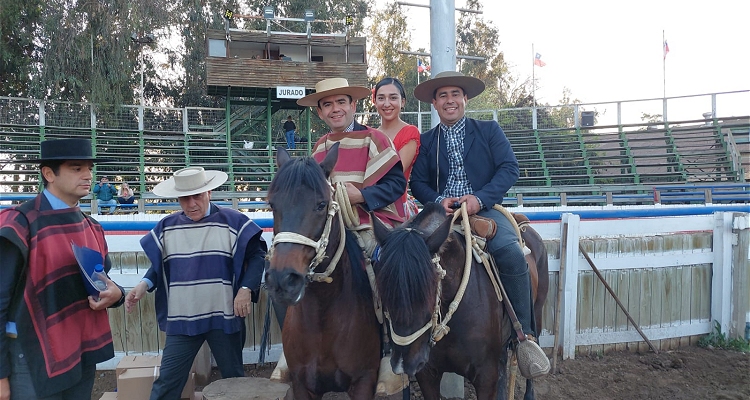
[151,167,228,198]
[297,78,371,107]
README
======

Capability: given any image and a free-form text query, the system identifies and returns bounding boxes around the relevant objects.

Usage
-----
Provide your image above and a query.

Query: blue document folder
[71,242,105,297]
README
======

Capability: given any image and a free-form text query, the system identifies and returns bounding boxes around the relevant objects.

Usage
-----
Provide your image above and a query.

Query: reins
[387,203,475,347]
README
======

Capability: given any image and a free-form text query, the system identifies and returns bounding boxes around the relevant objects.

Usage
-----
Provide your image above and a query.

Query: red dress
[392,124,420,216]
[392,124,420,180]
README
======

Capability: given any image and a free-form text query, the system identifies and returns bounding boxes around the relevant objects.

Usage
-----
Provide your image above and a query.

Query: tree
[0,0,41,98]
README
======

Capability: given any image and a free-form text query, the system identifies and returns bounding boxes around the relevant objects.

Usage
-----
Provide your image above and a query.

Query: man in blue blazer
[410,71,549,379]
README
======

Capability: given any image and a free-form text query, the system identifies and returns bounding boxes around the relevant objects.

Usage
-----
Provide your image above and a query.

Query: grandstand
[1,91,748,202]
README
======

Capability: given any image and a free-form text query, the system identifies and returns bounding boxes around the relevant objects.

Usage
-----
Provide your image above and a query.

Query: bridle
[268,183,346,283]
[385,205,475,347]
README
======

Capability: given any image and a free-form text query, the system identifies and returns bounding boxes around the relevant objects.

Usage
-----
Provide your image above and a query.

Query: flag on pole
[534,53,546,67]
[663,40,670,60]
[417,59,430,73]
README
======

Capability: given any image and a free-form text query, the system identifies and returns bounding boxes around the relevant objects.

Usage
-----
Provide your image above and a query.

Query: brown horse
[264,145,381,399]
[372,203,549,400]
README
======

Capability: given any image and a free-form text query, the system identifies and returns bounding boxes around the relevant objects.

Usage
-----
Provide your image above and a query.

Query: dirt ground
[91,345,749,399]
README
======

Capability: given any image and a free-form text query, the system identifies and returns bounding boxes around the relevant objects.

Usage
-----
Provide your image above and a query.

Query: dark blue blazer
[410,118,519,208]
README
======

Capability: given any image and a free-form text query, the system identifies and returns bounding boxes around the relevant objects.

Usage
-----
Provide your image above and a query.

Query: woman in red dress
[374,77,420,216]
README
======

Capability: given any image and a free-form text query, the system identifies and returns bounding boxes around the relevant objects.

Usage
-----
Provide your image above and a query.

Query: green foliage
[698,321,750,352]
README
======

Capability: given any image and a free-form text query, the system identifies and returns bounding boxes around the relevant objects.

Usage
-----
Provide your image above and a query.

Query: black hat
[12,138,114,163]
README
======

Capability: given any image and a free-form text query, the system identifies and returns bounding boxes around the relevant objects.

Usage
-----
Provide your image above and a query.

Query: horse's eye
[316,201,327,211]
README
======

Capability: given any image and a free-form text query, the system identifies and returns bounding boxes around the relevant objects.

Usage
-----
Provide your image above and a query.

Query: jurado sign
[277,86,306,99]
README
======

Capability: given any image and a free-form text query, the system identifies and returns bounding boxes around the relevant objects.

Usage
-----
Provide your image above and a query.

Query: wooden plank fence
[100,211,749,367]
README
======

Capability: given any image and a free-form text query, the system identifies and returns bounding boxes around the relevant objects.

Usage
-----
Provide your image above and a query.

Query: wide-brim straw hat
[413,71,486,103]
[12,138,115,163]
[152,166,228,198]
[297,78,371,107]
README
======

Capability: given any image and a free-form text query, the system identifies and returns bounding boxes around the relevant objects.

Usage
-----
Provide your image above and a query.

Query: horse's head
[372,202,452,376]
[265,144,339,306]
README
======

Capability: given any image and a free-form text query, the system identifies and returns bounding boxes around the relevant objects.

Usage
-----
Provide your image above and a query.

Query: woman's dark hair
[374,77,406,100]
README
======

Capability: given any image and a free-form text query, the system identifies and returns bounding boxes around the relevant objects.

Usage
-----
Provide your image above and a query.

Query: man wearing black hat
[411,71,550,379]
[0,138,126,400]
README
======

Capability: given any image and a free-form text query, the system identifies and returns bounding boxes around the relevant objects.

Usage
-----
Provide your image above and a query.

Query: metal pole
[429,0,456,129]
[140,49,145,107]
[417,58,422,132]
[578,243,659,354]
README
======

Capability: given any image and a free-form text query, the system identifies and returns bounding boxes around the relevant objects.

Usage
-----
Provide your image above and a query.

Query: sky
[383,0,750,124]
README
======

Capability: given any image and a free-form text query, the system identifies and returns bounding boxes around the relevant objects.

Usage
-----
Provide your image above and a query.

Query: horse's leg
[495,348,509,400]
[346,372,377,400]
[415,368,442,400]
[289,378,319,400]
[472,370,501,400]
[523,378,536,400]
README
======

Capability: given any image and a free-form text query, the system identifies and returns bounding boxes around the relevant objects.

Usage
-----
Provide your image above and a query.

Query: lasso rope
[332,182,384,324]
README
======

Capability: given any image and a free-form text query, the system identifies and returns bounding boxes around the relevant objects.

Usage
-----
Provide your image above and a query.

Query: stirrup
[270,351,290,383]
[515,335,550,379]
[375,356,408,396]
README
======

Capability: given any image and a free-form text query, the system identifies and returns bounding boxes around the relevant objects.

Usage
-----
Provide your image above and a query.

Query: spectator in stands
[410,71,550,379]
[117,182,136,205]
[374,77,421,217]
[124,166,267,400]
[93,176,117,213]
[283,115,297,149]
[0,138,126,400]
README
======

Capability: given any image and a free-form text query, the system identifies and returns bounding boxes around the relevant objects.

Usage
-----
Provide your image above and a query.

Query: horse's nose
[266,268,306,306]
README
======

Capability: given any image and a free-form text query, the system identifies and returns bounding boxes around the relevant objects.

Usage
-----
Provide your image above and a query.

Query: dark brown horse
[264,145,381,399]
[372,203,549,400]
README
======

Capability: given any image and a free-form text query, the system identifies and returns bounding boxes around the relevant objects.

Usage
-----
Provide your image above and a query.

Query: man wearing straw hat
[411,71,550,379]
[269,78,408,394]
[124,167,267,400]
[0,138,126,400]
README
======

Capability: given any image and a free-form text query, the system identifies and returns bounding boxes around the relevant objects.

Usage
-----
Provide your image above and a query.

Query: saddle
[454,208,530,240]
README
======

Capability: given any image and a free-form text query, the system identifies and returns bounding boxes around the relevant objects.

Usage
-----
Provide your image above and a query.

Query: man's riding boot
[270,299,290,383]
[495,244,550,379]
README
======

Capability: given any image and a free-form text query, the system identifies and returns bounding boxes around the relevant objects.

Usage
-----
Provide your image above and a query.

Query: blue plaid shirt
[435,117,484,209]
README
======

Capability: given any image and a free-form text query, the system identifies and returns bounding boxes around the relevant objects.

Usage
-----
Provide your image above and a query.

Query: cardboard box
[99,392,118,400]
[117,366,196,400]
[181,372,196,399]
[192,343,212,385]
[116,355,162,376]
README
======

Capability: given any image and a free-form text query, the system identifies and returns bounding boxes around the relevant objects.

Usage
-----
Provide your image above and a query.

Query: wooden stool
[202,377,289,400]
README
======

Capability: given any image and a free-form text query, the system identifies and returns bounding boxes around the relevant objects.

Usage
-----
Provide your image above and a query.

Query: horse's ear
[424,214,451,254]
[276,146,291,168]
[319,143,340,178]
[371,212,391,244]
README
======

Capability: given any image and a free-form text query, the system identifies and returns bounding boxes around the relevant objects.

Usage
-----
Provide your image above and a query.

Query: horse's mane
[376,227,439,326]
[268,156,329,198]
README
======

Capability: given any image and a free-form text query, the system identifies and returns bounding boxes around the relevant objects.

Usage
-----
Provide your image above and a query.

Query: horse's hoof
[271,352,290,383]
[517,337,550,379]
[375,357,408,395]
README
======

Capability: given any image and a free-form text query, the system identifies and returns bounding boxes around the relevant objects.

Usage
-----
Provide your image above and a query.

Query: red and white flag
[534,53,546,67]
[663,40,670,60]
[417,59,430,73]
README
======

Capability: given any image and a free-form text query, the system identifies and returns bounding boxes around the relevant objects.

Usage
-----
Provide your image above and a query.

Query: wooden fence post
[561,213,580,360]
[712,212,734,335]
[731,213,749,338]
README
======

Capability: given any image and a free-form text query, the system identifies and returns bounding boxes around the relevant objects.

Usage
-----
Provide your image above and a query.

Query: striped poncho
[311,122,406,228]
[140,205,262,336]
